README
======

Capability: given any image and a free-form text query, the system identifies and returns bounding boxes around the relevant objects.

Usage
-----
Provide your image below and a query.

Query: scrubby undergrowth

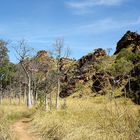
[31,97,140,140]
[0,100,35,140]
[0,97,140,140]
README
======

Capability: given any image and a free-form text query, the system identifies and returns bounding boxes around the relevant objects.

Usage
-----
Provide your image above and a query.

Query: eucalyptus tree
[0,40,9,104]
[0,40,15,104]
[53,39,71,110]
[13,40,34,108]
[53,39,64,109]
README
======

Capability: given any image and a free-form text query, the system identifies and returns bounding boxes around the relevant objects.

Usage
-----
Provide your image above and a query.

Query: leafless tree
[53,38,64,110]
[13,40,33,108]
[106,48,113,56]
[53,39,72,110]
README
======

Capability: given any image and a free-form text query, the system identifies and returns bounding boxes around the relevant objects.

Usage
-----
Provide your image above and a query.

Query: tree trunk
[33,82,38,105]
[9,77,12,105]
[27,78,32,108]
[50,92,52,111]
[56,78,60,109]
[45,94,49,111]
[31,90,34,105]
[0,94,2,105]
[19,82,22,105]
[128,74,131,92]
[24,85,27,104]
[0,81,2,105]
[63,98,67,109]
[35,91,38,104]
[20,62,32,108]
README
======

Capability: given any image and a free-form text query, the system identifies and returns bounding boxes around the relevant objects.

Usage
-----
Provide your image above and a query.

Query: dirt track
[11,118,36,140]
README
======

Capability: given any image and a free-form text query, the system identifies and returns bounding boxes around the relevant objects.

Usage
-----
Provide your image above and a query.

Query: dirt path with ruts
[11,118,37,140]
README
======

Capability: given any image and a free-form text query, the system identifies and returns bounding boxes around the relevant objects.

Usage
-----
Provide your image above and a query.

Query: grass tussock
[0,100,35,140]
[31,96,140,140]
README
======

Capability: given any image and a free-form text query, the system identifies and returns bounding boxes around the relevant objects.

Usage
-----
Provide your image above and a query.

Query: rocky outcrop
[92,72,115,94]
[59,68,92,98]
[59,48,107,98]
[59,57,76,73]
[60,31,140,102]
[94,48,107,57]
[113,31,140,104]
[79,48,106,68]
[114,31,140,55]
[36,50,48,60]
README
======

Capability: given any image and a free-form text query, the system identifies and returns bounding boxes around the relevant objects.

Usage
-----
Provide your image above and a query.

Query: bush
[110,57,134,76]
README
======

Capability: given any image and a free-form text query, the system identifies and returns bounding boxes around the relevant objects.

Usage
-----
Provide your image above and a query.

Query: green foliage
[0,40,9,64]
[0,40,16,89]
[116,48,138,62]
[0,62,16,89]
[110,57,134,76]
[109,49,138,76]
[94,56,113,73]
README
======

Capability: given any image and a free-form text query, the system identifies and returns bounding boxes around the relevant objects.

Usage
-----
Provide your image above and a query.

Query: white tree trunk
[56,78,60,109]
[31,90,34,105]
[0,95,2,105]
[0,83,2,105]
[9,78,12,105]
[19,82,22,105]
[24,85,27,103]
[45,94,49,111]
[20,62,32,108]
[50,92,52,111]
[35,91,38,104]
[27,78,32,108]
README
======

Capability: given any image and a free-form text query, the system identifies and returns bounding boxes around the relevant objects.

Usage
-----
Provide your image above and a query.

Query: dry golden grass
[31,96,140,140]
[0,99,35,140]
[1,96,140,140]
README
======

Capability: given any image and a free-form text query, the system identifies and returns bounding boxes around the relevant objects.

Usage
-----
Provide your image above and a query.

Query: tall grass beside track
[0,97,140,140]
[31,96,140,140]
[0,99,34,140]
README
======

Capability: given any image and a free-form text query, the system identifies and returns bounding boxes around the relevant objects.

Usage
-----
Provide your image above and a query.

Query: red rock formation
[60,48,107,98]
[36,50,48,60]
[114,31,140,54]
[94,48,107,57]
[79,48,106,68]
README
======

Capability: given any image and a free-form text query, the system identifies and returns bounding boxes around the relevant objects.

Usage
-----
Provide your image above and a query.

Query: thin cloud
[66,0,128,11]
[78,17,140,34]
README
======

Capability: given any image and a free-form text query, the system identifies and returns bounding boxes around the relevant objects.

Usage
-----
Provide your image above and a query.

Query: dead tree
[13,40,33,108]
[106,48,113,56]
[53,39,71,110]
[53,39,64,110]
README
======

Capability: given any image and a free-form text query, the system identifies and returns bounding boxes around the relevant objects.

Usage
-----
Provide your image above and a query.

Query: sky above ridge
[0,0,140,62]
